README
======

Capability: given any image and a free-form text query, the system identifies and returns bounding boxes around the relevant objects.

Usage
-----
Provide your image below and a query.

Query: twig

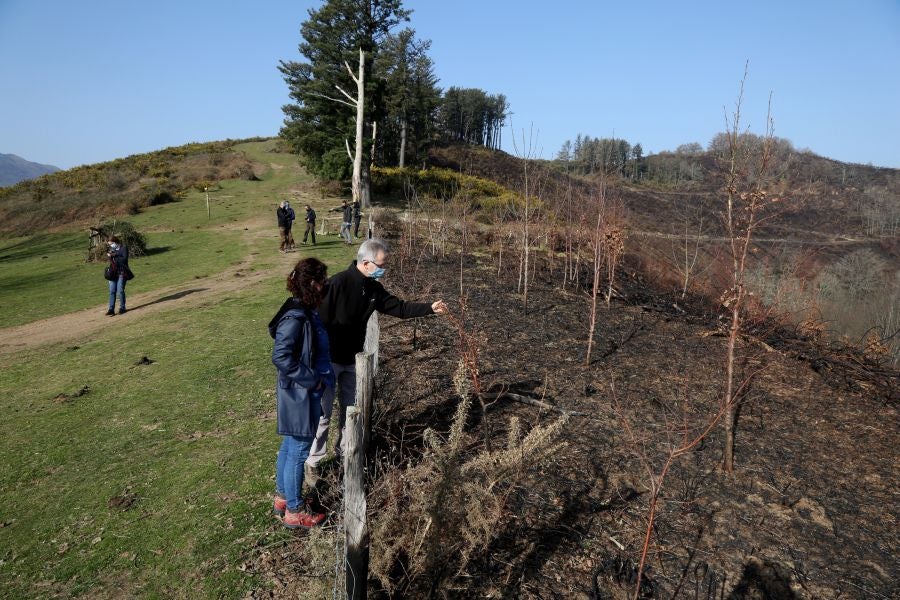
[480,391,585,416]
[608,535,625,551]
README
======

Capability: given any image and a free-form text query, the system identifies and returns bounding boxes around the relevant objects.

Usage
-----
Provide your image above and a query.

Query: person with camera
[104,235,131,316]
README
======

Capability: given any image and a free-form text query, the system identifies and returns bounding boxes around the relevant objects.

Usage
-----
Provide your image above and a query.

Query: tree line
[278,0,508,185]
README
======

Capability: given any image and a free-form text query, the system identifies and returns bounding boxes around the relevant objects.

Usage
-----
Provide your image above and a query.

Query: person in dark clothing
[285,201,297,250]
[352,200,362,238]
[268,257,334,529]
[276,202,291,252]
[302,204,317,245]
[332,200,353,245]
[105,235,131,315]
[306,238,448,469]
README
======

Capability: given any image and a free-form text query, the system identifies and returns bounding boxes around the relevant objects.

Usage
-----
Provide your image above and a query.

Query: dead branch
[480,391,586,417]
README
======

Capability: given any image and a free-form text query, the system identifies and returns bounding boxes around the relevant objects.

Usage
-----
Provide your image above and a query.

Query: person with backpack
[268,257,334,529]
[302,204,317,245]
[104,235,131,316]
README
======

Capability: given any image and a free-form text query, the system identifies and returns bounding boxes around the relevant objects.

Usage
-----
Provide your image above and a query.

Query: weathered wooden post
[344,350,374,600]
[364,313,379,375]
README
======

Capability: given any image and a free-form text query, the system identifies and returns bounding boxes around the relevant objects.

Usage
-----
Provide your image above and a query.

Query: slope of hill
[0,153,60,187]
[0,139,267,235]
[425,143,900,364]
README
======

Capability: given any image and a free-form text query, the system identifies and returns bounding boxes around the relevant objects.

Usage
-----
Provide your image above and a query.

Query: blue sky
[1,0,898,170]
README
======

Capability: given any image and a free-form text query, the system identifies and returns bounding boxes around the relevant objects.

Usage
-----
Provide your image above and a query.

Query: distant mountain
[0,154,60,187]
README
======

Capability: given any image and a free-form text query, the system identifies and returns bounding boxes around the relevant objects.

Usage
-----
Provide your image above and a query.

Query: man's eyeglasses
[365,259,386,269]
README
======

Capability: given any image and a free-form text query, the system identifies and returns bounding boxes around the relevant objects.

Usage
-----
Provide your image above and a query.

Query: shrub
[88,220,148,261]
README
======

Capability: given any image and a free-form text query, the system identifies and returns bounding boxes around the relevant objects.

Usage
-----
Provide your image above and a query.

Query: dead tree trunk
[339,48,370,209]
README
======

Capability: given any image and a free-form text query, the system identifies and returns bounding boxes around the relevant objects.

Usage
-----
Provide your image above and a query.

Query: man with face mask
[306,238,447,471]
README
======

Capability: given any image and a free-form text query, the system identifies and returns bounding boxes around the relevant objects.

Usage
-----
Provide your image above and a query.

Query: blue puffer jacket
[269,298,335,437]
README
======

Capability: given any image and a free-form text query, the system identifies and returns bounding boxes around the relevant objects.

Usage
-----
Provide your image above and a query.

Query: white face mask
[109,243,119,250]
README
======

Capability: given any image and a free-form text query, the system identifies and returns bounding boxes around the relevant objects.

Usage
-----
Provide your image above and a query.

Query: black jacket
[352,202,361,220]
[305,208,316,223]
[276,207,290,227]
[320,261,433,364]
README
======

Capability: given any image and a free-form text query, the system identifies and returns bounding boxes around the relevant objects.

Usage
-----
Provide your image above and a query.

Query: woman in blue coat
[268,257,335,529]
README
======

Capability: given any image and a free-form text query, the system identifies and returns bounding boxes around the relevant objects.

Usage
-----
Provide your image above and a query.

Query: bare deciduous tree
[719,64,781,473]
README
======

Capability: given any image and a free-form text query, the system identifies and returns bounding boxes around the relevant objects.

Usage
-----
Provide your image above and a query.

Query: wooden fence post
[345,351,373,600]
[364,313,379,375]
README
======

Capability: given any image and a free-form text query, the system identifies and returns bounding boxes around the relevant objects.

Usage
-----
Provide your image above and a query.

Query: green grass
[0,256,354,598]
[0,139,361,597]
[0,230,244,328]
[0,139,345,329]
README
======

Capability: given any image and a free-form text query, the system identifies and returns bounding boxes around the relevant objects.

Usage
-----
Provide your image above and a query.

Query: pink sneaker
[273,496,287,517]
[282,506,325,529]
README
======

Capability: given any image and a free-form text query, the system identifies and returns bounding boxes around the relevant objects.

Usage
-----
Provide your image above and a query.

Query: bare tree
[511,123,540,312]
[670,201,708,298]
[332,47,372,208]
[719,64,780,473]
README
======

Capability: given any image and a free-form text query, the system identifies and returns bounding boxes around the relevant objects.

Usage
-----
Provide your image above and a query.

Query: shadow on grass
[131,288,208,310]
[144,246,172,256]
[0,233,81,262]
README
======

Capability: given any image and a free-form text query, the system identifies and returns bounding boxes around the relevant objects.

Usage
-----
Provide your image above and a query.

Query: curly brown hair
[287,257,327,308]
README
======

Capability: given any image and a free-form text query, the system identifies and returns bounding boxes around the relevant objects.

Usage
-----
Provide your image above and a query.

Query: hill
[0,153,60,187]
[424,143,900,365]
[0,138,896,599]
[0,139,265,235]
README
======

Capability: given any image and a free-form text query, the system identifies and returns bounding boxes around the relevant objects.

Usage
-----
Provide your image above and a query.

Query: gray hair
[357,238,389,262]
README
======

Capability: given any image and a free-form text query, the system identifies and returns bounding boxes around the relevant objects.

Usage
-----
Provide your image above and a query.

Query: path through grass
[0,140,359,597]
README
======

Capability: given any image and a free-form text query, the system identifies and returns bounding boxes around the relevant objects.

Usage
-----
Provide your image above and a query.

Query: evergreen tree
[278,0,410,179]
[375,28,440,168]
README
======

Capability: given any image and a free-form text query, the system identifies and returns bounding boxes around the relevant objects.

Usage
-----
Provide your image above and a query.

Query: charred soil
[250,246,898,599]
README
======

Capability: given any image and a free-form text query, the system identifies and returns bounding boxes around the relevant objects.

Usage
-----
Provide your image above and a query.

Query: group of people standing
[269,238,448,528]
[277,199,363,251]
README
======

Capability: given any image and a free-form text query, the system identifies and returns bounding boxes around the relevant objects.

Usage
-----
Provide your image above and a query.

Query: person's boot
[105,309,115,316]
[118,308,127,314]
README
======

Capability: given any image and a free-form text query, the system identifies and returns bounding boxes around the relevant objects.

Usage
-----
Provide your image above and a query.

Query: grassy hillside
[0,137,896,598]
[0,139,265,235]
[0,139,363,598]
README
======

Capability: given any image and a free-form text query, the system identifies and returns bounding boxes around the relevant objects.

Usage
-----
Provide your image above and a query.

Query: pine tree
[278,0,410,181]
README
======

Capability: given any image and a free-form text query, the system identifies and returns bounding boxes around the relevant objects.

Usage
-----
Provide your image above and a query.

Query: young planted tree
[718,66,781,473]
[511,124,540,312]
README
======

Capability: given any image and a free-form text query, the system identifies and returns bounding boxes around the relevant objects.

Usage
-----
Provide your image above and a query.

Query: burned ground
[248,241,897,599]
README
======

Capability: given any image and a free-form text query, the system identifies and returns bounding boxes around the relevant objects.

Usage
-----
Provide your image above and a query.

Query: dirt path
[0,218,295,357]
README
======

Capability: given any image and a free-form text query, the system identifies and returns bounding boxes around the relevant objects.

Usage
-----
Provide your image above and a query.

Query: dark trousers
[353,216,361,238]
[303,221,316,244]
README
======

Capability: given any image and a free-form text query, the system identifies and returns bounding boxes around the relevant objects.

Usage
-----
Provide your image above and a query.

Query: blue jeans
[108,276,126,311]
[276,435,313,510]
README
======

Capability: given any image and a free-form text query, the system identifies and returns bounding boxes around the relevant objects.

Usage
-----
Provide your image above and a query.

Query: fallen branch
[480,391,585,416]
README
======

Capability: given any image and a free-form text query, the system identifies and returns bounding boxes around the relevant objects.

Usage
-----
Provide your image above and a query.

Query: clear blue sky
[1,0,898,170]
